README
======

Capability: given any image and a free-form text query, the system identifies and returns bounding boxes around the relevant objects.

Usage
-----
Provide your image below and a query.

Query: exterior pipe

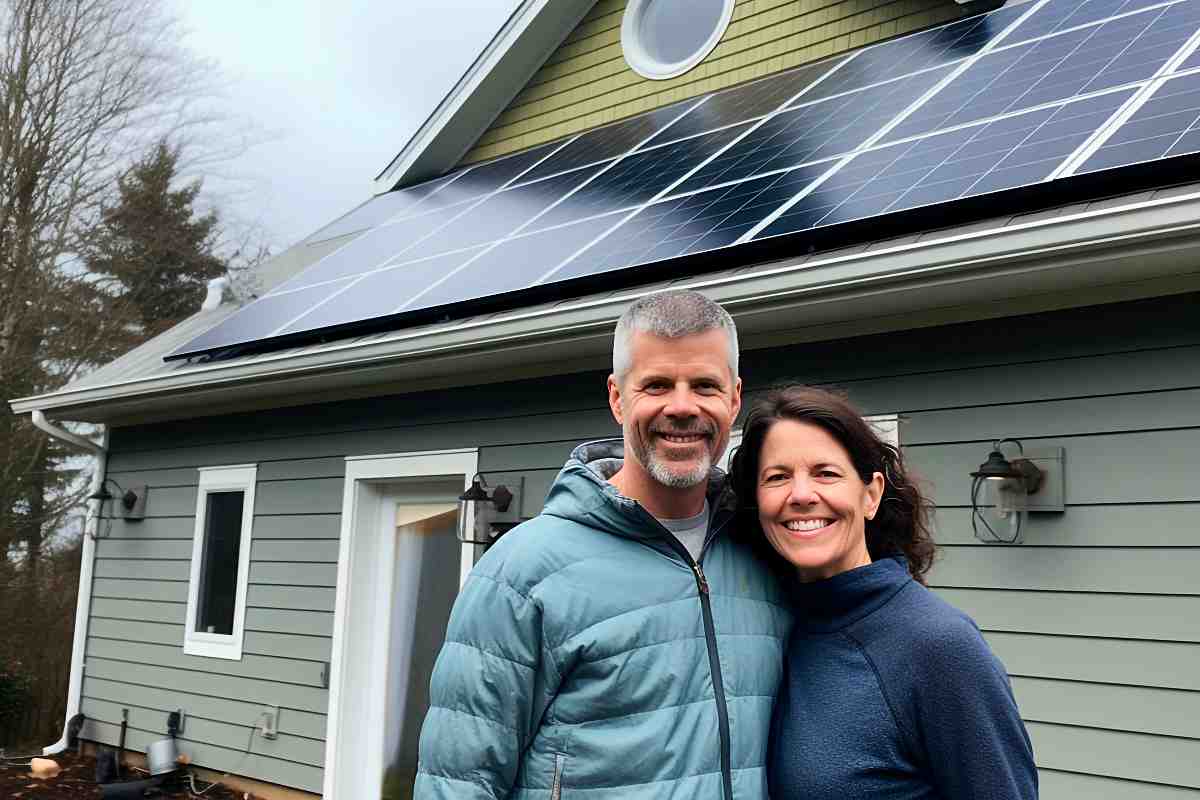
[30,410,108,756]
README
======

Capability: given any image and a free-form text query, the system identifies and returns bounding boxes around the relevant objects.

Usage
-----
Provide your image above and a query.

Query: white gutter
[30,410,108,756]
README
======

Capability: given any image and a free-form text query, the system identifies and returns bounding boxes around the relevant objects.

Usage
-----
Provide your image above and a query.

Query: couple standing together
[415,290,1037,799]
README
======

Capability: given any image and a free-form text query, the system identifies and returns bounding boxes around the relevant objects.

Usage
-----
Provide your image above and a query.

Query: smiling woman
[726,386,1037,800]
[755,419,885,582]
[728,386,933,581]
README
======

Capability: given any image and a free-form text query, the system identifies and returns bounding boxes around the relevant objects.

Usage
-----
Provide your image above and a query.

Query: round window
[622,0,735,80]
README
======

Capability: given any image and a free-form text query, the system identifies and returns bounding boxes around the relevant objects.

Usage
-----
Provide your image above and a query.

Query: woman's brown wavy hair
[726,386,936,583]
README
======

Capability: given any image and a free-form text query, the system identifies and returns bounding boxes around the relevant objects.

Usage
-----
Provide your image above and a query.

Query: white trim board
[323,448,478,800]
[375,1,596,191]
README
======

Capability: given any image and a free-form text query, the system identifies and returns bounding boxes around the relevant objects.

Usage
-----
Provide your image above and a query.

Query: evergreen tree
[85,140,228,340]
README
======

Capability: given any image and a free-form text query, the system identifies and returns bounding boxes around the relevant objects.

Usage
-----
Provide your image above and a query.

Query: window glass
[623,0,733,79]
[640,0,727,65]
[195,490,244,635]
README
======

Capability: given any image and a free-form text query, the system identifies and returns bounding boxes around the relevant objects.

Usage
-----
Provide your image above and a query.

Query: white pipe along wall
[30,410,109,756]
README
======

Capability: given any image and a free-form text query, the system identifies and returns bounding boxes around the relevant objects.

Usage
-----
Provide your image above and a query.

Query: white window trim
[721,413,901,470]
[183,464,257,660]
[622,0,735,80]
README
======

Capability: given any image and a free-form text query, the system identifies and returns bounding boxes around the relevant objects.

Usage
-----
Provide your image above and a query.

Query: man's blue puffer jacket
[415,440,791,800]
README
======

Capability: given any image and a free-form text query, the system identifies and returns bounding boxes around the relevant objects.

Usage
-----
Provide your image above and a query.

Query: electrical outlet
[260,707,279,740]
[166,709,185,736]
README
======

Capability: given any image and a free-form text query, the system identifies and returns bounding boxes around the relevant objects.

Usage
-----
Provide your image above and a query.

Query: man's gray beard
[632,436,715,489]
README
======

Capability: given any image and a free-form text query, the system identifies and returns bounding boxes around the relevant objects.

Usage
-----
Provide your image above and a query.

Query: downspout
[30,409,108,756]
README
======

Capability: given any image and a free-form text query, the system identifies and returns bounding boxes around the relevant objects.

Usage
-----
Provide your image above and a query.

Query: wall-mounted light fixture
[457,473,522,548]
[85,478,147,537]
[969,438,1063,544]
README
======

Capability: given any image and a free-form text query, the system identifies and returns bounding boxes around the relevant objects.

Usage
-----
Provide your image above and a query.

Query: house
[11,0,1200,797]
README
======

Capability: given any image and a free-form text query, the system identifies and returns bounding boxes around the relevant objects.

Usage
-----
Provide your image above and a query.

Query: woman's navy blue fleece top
[768,556,1038,799]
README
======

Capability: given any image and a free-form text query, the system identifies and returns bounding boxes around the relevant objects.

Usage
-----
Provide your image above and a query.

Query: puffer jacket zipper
[641,508,735,800]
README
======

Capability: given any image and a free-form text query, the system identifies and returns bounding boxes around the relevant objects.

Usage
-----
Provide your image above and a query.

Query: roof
[374,0,597,192]
[14,181,1200,424]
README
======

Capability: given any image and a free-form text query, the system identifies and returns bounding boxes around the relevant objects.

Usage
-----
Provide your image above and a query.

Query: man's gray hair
[613,289,739,381]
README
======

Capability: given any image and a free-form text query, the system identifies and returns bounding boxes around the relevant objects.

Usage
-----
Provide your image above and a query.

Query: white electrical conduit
[30,410,108,756]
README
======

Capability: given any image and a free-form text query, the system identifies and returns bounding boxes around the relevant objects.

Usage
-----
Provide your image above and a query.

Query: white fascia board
[13,188,1200,422]
[374,0,597,192]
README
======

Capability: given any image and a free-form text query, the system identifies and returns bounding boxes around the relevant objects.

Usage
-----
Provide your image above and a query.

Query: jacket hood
[543,438,732,541]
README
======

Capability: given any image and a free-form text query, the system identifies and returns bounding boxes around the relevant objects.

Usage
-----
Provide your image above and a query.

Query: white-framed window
[183,464,257,660]
[621,0,735,80]
[721,413,901,470]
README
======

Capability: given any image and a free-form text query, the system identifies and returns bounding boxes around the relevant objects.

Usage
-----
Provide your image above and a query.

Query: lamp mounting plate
[122,484,148,521]
[985,448,1064,512]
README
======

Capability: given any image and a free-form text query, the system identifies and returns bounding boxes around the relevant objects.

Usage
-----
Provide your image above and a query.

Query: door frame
[322,448,478,799]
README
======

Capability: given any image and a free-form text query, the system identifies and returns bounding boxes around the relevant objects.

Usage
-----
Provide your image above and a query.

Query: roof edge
[374,0,597,191]
[14,187,1200,423]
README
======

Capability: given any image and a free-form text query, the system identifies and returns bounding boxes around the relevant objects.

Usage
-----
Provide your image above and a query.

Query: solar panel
[755,87,1135,239]
[276,248,488,335]
[1078,71,1200,172]
[533,123,754,227]
[550,169,824,281]
[885,0,1200,142]
[408,166,606,253]
[1182,39,1200,70]
[638,57,850,148]
[517,100,702,184]
[170,0,1200,361]
[405,213,628,309]
[797,3,1029,104]
[669,66,955,197]
[1005,0,1177,44]
[176,281,350,355]
[304,172,463,244]
[305,141,568,245]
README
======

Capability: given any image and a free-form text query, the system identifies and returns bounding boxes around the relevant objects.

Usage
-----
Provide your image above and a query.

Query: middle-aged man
[414,289,790,800]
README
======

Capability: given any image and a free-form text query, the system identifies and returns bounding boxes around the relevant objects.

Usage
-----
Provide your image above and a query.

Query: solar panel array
[171,0,1200,361]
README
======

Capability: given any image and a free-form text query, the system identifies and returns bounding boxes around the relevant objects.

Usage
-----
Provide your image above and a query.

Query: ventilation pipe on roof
[201,276,229,312]
[29,410,109,756]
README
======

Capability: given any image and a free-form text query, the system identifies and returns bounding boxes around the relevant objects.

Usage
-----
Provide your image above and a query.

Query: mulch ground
[0,750,249,799]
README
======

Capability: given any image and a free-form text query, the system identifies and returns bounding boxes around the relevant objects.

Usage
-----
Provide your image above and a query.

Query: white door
[324,450,478,800]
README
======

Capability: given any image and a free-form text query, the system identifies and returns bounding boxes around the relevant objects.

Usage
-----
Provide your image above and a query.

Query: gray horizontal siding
[83,676,327,739]
[85,295,1199,795]
[989,631,1200,691]
[87,619,331,660]
[930,547,1200,594]
[82,460,340,790]
[82,718,322,792]
[1029,721,1200,790]
[935,589,1200,642]
[86,638,325,687]
[1038,768,1200,799]
[1013,677,1200,740]
[80,698,325,765]
[933,505,1200,546]
[85,658,328,713]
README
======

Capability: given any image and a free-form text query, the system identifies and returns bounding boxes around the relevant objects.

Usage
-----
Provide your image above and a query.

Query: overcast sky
[171,0,522,251]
